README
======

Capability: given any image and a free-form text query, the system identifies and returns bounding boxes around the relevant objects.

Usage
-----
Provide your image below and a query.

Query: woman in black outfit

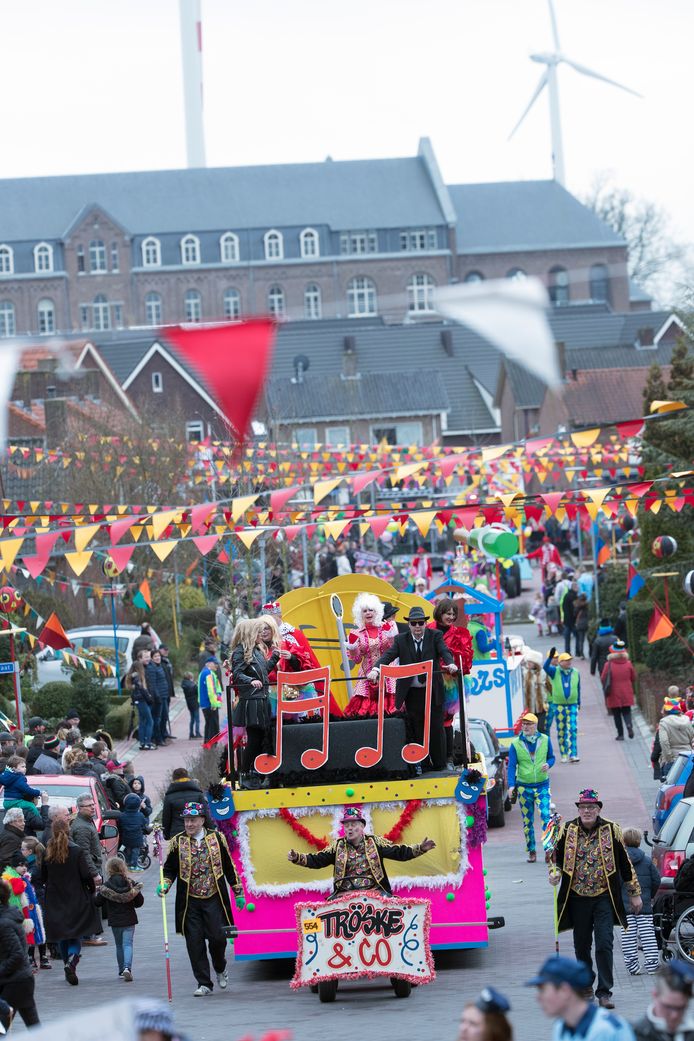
[230,618,280,786]
[0,878,40,1026]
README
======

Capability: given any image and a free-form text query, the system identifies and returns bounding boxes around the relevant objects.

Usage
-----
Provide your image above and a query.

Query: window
[89,240,106,273]
[184,289,202,322]
[34,243,53,273]
[152,371,163,393]
[80,304,89,329]
[264,230,283,260]
[300,228,320,258]
[93,294,110,330]
[186,420,205,443]
[549,266,569,306]
[347,276,377,317]
[220,232,239,264]
[145,291,162,326]
[0,301,15,337]
[37,298,55,334]
[223,288,241,320]
[111,242,119,272]
[304,283,322,320]
[400,229,437,251]
[113,303,123,328]
[0,246,14,275]
[76,246,86,273]
[340,231,377,255]
[371,421,423,447]
[506,267,526,281]
[142,237,161,267]
[464,270,484,283]
[181,234,200,265]
[407,273,435,313]
[267,284,285,318]
[294,427,317,450]
[590,263,610,303]
[325,425,350,447]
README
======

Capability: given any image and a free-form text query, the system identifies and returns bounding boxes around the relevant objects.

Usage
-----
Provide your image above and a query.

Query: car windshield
[659,800,692,846]
[469,725,494,759]
[666,755,691,785]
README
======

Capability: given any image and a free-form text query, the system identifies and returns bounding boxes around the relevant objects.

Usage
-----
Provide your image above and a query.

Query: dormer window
[264,230,284,260]
[181,234,201,265]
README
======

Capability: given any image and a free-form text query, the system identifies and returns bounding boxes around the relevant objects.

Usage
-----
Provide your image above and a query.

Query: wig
[352,592,384,628]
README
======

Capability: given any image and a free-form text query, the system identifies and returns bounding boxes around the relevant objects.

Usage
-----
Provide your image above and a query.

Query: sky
[3,0,692,246]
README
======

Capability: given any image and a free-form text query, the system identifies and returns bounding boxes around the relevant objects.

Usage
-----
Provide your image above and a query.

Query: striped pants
[555,704,578,759]
[517,783,552,854]
[620,914,659,974]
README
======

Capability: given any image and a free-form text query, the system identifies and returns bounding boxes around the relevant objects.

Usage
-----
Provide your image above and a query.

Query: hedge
[104,700,132,740]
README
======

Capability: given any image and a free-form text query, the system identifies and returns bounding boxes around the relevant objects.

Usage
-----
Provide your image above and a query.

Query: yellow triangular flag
[64,551,93,576]
[74,523,100,553]
[0,538,23,573]
[322,519,352,541]
[236,529,264,549]
[570,428,600,448]
[231,495,259,523]
[313,479,342,505]
[411,511,437,538]
[151,510,178,540]
[150,540,177,562]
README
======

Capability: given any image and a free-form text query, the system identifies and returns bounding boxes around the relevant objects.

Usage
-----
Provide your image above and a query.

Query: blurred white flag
[434,277,560,385]
[0,345,22,449]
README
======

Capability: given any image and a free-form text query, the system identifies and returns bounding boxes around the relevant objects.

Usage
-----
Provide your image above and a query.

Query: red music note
[254,666,331,774]
[355,666,388,768]
[393,660,433,764]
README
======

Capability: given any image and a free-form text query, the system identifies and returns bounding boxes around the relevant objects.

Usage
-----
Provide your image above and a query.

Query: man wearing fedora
[367,605,457,772]
[549,789,641,1010]
[287,806,436,897]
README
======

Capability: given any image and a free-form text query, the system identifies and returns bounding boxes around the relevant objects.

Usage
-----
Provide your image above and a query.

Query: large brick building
[0,139,636,339]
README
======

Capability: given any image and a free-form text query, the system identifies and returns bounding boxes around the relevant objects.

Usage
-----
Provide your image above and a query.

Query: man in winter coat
[658,697,694,776]
[146,652,170,746]
[0,807,25,866]
[161,768,206,840]
[103,793,149,870]
[158,644,176,739]
[198,656,222,743]
[602,642,637,741]
[70,793,103,881]
[591,620,616,677]
[633,961,694,1040]
[32,735,62,775]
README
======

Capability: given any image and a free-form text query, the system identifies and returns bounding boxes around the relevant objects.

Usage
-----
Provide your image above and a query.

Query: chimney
[342,336,359,379]
[45,398,67,448]
[441,329,454,356]
[179,0,206,167]
[291,354,310,384]
[555,341,567,381]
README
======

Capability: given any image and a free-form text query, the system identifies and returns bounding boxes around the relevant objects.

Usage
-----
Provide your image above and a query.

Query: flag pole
[155,829,173,1003]
[109,581,122,694]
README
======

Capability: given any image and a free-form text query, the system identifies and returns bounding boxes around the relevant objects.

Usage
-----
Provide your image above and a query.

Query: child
[103,793,150,870]
[182,670,201,739]
[20,837,50,970]
[620,826,661,974]
[529,594,547,637]
[0,754,41,810]
[545,595,560,635]
[128,776,152,819]
[94,857,144,981]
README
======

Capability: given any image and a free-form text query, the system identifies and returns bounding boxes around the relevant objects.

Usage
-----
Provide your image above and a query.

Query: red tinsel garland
[279,807,328,849]
[384,799,423,842]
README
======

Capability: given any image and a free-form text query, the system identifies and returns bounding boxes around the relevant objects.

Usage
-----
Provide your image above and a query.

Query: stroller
[117,837,152,871]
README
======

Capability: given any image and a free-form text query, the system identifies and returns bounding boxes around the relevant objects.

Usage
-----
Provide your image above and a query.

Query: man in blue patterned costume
[508,711,555,863]
[544,648,581,763]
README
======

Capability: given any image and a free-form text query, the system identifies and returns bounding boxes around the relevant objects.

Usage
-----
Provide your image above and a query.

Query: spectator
[129,776,152,818]
[41,816,100,985]
[126,661,155,751]
[146,650,170,747]
[590,620,615,677]
[95,856,144,982]
[602,642,636,741]
[458,987,513,1040]
[574,595,590,659]
[161,768,205,840]
[198,655,222,743]
[562,581,579,655]
[26,735,45,772]
[102,760,131,808]
[32,735,62,775]
[182,670,201,739]
[0,806,26,865]
[158,644,177,740]
[88,740,110,778]
[0,754,41,810]
[268,565,285,599]
[528,955,635,1039]
[103,793,149,871]
[0,877,40,1027]
[198,638,218,673]
[69,792,103,882]
[131,622,157,663]
[658,697,694,778]
[620,827,661,976]
[614,603,628,645]
[335,547,352,577]
[633,960,694,1040]
[61,728,82,771]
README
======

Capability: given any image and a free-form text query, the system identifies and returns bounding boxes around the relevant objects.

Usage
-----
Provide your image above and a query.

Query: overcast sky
[4,0,692,246]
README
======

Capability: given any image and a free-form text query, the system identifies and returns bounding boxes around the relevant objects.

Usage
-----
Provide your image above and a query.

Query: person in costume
[527,535,563,583]
[198,654,222,743]
[523,648,549,733]
[258,613,321,719]
[508,712,555,863]
[262,600,342,716]
[527,955,635,1041]
[543,648,581,763]
[287,806,435,897]
[230,619,279,787]
[548,789,641,1010]
[429,598,473,769]
[458,987,513,1041]
[158,801,243,997]
[344,593,398,717]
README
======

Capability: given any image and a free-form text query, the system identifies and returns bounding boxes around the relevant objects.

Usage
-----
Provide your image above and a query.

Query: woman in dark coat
[0,878,40,1026]
[230,618,279,782]
[40,816,99,985]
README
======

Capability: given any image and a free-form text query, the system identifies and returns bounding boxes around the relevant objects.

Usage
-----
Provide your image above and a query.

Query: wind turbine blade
[507,71,549,140]
[547,0,561,51]
[561,57,642,97]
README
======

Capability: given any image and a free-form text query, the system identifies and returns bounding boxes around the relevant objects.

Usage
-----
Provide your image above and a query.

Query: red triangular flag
[38,611,71,650]
[647,605,674,643]
[106,545,137,573]
[164,321,276,445]
[270,487,300,515]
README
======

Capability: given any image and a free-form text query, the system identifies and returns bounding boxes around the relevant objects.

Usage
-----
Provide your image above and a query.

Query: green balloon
[466,815,475,827]
[445,892,455,902]
[345,787,355,797]
[483,869,488,876]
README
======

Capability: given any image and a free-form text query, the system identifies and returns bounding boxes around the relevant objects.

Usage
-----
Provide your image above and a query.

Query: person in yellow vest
[508,712,555,863]
[544,649,581,764]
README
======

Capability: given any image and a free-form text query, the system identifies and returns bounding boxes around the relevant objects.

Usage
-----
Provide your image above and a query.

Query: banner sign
[466,657,524,735]
[291,892,435,987]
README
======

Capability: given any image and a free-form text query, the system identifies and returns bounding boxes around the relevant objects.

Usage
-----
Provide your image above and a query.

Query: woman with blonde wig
[344,592,398,717]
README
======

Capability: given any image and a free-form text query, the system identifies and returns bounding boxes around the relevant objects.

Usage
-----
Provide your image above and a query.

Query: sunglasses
[409,621,426,626]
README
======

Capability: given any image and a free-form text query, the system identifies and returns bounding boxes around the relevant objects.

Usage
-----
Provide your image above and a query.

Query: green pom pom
[445,892,455,902]
[465,815,475,827]
[345,787,355,797]
[246,902,256,912]
[232,830,238,837]
[483,869,488,876]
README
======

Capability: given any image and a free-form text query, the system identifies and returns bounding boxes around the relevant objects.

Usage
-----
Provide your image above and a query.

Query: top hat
[182,802,206,817]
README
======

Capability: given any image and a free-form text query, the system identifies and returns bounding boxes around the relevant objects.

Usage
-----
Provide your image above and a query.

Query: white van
[34,625,143,689]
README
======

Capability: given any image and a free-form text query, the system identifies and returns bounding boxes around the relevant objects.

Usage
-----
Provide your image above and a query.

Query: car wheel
[489,797,506,828]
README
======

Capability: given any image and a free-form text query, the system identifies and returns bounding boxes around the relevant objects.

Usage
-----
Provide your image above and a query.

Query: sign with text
[466,657,523,734]
[292,892,435,987]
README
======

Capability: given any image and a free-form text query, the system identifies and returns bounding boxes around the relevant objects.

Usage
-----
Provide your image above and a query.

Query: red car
[27,774,120,859]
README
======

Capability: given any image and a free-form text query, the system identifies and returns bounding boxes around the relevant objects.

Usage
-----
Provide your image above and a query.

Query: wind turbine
[508,0,641,186]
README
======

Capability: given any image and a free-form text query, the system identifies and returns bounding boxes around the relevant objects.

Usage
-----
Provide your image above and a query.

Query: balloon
[652,535,678,559]
[684,571,694,598]
[102,555,121,578]
[459,524,519,560]
[0,587,23,612]
[620,516,635,533]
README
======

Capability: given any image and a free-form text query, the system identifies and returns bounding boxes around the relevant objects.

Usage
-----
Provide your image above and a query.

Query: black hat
[405,606,429,623]
[65,708,80,720]
[28,716,48,730]
[381,602,399,621]
[475,987,511,1014]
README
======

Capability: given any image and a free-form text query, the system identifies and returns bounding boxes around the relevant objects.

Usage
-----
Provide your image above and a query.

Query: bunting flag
[627,563,646,600]
[595,536,610,566]
[132,580,152,611]
[647,605,674,643]
[164,319,276,445]
[37,611,71,650]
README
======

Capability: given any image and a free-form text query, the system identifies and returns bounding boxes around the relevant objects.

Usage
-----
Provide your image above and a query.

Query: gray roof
[87,334,164,384]
[551,307,673,351]
[498,359,547,409]
[0,157,446,240]
[566,342,678,372]
[448,180,625,253]
[265,369,449,423]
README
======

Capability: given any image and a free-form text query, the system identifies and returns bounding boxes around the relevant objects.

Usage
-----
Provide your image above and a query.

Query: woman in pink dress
[344,593,398,717]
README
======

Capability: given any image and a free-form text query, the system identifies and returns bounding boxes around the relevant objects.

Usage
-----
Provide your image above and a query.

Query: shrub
[104,700,132,740]
[28,681,75,724]
[28,673,111,732]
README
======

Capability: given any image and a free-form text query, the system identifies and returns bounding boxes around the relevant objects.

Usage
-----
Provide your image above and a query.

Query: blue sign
[0,662,17,674]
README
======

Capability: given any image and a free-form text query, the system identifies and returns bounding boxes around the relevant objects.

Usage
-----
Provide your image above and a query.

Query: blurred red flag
[164,320,276,446]
[38,611,71,650]
[647,605,673,643]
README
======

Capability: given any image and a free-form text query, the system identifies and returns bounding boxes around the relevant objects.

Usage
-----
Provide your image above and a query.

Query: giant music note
[355,661,434,767]
[254,666,331,774]
[354,664,388,768]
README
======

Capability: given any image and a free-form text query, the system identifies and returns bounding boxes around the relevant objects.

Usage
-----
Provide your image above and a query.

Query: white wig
[352,592,384,628]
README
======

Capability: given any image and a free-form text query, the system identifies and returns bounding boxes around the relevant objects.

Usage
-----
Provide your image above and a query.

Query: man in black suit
[368,606,457,772]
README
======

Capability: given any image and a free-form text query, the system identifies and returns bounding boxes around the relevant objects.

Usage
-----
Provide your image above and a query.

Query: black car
[455,716,511,828]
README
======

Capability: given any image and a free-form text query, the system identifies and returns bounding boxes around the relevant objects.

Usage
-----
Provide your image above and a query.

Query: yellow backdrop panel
[369,802,462,880]
[245,812,334,887]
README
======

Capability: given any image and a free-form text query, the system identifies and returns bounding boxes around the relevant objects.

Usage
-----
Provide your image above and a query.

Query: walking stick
[542,811,562,955]
[155,829,173,1003]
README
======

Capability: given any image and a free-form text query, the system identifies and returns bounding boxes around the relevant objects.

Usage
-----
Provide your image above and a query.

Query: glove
[156,882,170,898]
[548,647,556,660]
[235,893,246,909]
[510,787,518,805]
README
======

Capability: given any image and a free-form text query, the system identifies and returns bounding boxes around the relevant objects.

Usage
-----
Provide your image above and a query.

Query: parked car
[34,624,142,689]
[651,796,694,885]
[26,774,120,859]
[653,752,694,835]
[457,716,510,829]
